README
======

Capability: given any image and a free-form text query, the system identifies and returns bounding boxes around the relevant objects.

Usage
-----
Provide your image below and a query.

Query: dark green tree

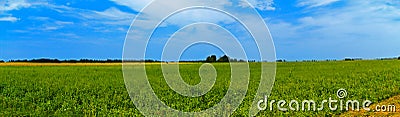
[206,55,217,62]
[217,55,229,62]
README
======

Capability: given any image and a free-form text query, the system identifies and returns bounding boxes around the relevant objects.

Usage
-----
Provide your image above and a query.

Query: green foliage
[217,55,229,62]
[206,55,217,62]
[1,60,400,116]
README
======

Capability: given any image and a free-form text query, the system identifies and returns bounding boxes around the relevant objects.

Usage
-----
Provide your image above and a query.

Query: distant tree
[11,59,28,62]
[0,60,4,63]
[344,58,353,61]
[65,59,78,63]
[31,58,60,63]
[398,56,400,60]
[217,55,229,62]
[145,59,159,62]
[206,56,211,62]
[248,60,256,62]
[206,55,217,62]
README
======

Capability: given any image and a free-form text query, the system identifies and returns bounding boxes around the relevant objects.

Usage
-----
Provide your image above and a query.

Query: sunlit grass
[1,60,399,116]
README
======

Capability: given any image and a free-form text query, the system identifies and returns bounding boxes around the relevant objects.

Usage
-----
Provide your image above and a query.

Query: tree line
[0,56,251,63]
[205,55,255,62]
[4,58,123,63]
[1,56,399,63]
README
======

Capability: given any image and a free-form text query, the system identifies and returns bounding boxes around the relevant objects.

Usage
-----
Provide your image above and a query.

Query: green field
[1,60,399,116]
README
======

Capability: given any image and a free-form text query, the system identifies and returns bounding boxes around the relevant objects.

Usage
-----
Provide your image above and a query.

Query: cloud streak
[244,0,276,11]
[297,0,340,8]
[0,0,31,11]
[0,16,19,22]
[46,4,135,26]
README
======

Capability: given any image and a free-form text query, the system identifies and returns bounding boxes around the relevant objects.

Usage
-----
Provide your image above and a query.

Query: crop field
[1,60,399,116]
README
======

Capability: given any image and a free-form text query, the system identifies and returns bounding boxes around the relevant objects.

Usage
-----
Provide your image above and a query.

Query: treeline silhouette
[3,58,169,63]
[1,56,399,63]
[277,56,400,62]
[1,56,253,63]
[205,55,256,63]
[6,58,123,63]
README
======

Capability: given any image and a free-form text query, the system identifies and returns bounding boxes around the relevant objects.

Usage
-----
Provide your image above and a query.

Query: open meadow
[1,60,399,116]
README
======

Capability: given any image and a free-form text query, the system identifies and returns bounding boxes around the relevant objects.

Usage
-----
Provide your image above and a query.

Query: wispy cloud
[2,0,136,26]
[55,21,74,25]
[3,0,399,60]
[57,33,81,39]
[297,0,340,8]
[90,7,136,26]
[0,0,31,22]
[111,0,275,27]
[29,16,50,21]
[25,16,74,31]
[0,0,31,11]
[46,4,135,26]
[4,2,136,34]
[0,16,19,22]
[243,0,276,11]
[269,0,400,59]
[110,0,152,12]
[110,0,270,28]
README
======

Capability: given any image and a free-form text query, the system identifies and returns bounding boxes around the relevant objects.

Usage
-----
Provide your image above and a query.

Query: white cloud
[47,5,136,26]
[110,0,277,28]
[92,7,136,25]
[278,1,400,38]
[111,0,276,18]
[243,0,276,11]
[0,0,29,23]
[269,0,400,59]
[297,0,340,8]
[0,0,48,23]
[30,16,50,21]
[109,0,238,35]
[95,7,133,19]
[111,0,234,12]
[0,0,31,11]
[2,1,136,26]
[0,16,19,22]
[55,21,74,25]
[162,9,235,27]
[110,0,152,12]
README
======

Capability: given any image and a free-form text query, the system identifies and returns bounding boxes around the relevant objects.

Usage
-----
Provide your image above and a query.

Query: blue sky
[1,0,400,61]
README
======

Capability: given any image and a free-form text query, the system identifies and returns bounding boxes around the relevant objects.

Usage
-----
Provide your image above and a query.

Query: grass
[1,60,399,116]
